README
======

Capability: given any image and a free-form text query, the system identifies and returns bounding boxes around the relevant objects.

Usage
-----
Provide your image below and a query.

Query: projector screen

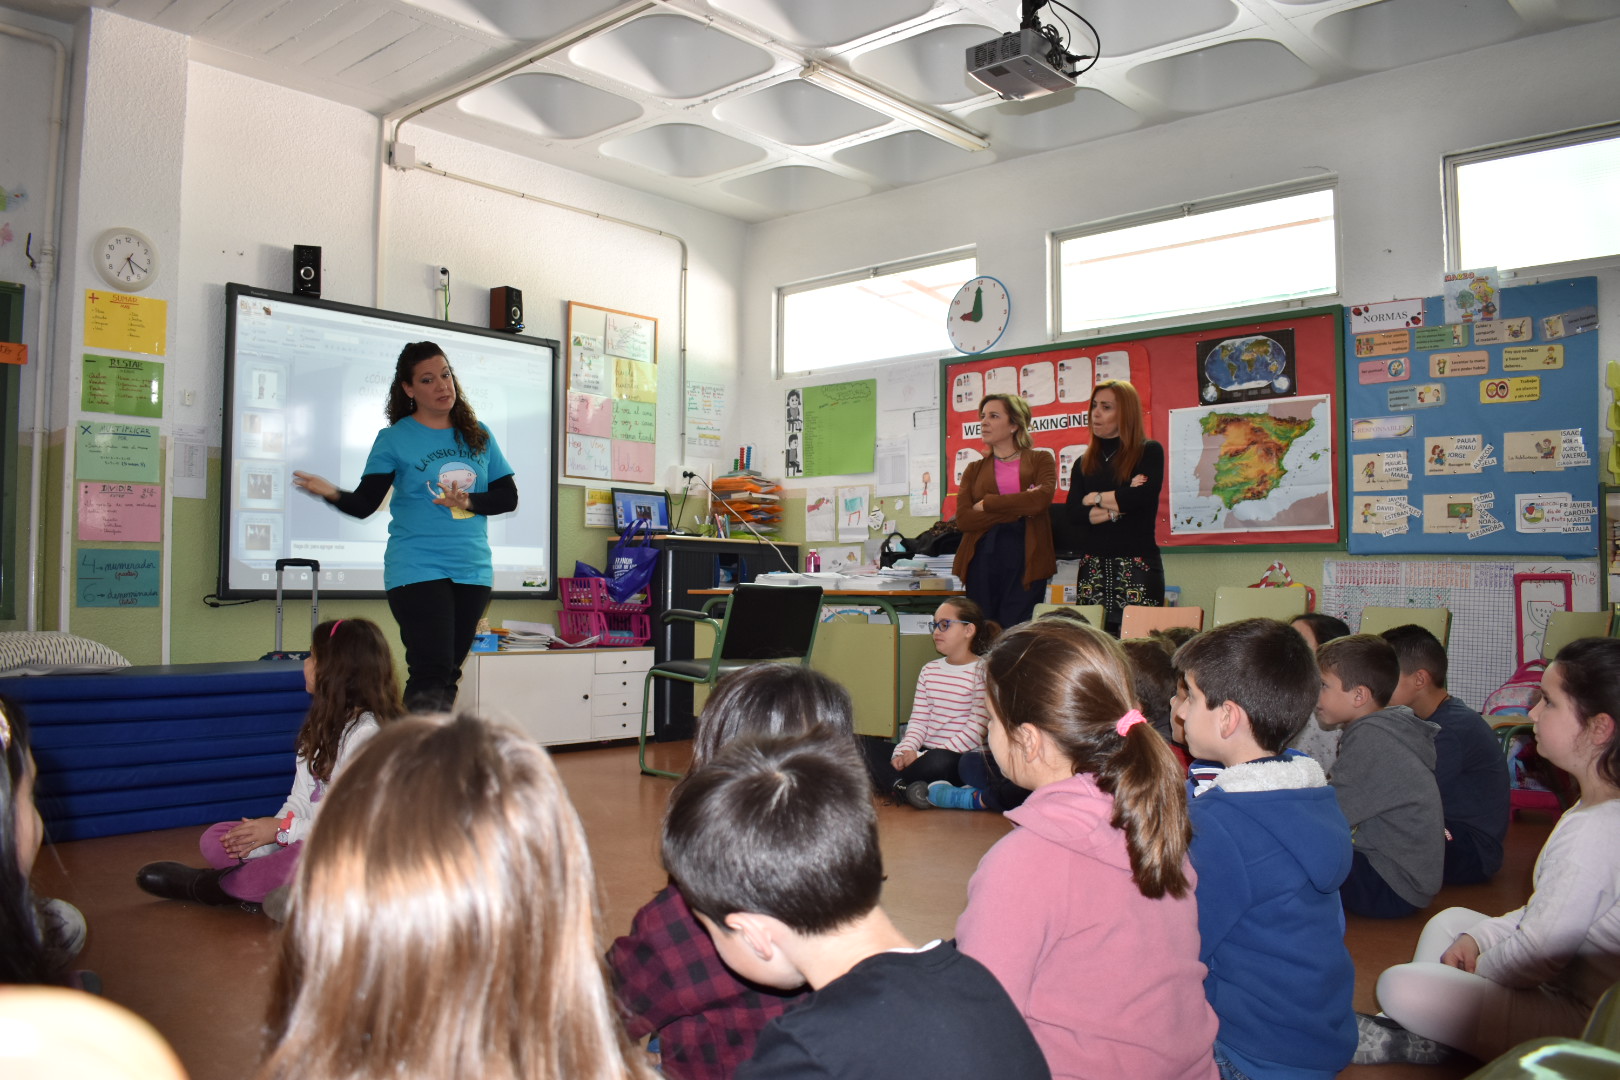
[219,283,559,600]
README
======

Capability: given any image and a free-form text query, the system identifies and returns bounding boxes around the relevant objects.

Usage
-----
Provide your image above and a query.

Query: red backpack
[1483,658,1547,718]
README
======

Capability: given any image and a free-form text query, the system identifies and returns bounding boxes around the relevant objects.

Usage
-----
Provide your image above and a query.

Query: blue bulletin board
[1344,276,1599,556]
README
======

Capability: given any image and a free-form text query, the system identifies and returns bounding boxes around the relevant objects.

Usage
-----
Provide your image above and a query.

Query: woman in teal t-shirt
[294,342,518,711]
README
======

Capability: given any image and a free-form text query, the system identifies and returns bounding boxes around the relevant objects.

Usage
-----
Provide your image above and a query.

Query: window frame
[774,247,975,377]
[1443,121,1620,278]
[1049,177,1341,338]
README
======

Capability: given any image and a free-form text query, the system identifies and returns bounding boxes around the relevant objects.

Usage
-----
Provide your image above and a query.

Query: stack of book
[711,468,782,533]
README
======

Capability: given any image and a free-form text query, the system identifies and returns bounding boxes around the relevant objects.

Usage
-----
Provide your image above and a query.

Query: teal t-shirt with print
[362,418,513,590]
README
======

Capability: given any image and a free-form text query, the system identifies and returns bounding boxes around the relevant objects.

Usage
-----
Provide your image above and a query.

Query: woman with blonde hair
[1068,379,1164,633]
[257,713,652,1080]
[953,393,1056,628]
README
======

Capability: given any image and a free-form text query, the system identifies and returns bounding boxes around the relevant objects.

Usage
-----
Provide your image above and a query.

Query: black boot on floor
[134,862,238,906]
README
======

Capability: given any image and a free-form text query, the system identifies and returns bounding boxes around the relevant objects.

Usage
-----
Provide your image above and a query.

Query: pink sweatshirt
[956,772,1218,1080]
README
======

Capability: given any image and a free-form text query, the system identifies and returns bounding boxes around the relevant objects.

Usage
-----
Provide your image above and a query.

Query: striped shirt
[898,657,989,756]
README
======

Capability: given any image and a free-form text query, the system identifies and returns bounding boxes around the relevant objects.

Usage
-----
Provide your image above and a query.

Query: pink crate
[558,609,651,647]
[558,576,651,614]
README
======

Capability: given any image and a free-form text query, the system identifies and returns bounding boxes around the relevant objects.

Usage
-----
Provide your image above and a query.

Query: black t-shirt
[1067,438,1164,558]
[736,941,1050,1080]
[1430,695,1511,849]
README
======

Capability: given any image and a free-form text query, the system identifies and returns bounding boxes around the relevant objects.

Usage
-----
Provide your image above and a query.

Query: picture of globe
[1203,335,1288,392]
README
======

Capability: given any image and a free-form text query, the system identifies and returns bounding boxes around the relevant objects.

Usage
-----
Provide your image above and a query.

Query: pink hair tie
[1115,709,1147,737]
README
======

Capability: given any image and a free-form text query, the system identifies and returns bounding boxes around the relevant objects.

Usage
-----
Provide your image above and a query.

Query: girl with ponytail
[955,619,1218,1080]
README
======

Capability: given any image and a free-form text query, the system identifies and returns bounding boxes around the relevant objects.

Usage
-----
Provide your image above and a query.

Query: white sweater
[275,712,381,846]
[897,658,989,756]
[1468,798,1620,1009]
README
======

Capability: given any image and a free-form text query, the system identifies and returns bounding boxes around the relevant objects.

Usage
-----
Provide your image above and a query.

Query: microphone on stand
[682,470,794,574]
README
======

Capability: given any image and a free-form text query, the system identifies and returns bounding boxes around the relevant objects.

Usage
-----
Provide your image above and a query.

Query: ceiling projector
[967,27,1079,100]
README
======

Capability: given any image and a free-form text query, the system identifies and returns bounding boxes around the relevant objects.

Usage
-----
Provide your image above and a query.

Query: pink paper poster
[78,482,161,541]
[612,440,656,484]
[567,391,612,437]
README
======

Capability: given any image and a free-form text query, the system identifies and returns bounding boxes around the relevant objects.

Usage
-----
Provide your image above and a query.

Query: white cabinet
[455,648,654,747]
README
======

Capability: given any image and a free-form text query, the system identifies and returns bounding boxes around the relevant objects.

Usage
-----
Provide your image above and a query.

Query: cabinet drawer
[591,713,638,740]
[595,648,654,674]
[592,692,639,717]
[592,671,643,696]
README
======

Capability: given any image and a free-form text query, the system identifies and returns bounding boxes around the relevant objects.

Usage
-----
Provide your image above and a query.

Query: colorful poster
[1348,299,1425,335]
[569,334,609,396]
[1351,495,1413,536]
[1503,430,1563,472]
[802,380,877,477]
[1353,452,1410,492]
[1414,324,1469,351]
[584,488,614,527]
[75,421,160,483]
[77,482,162,542]
[1423,435,1488,475]
[1167,395,1334,535]
[804,486,836,542]
[81,354,164,417]
[76,548,159,607]
[611,399,656,442]
[686,381,727,456]
[84,290,167,355]
[1541,306,1598,339]
[1388,384,1445,411]
[1351,415,1416,441]
[566,391,612,437]
[1358,357,1409,384]
[1442,268,1500,323]
[835,486,870,542]
[1503,345,1564,371]
[613,357,657,403]
[1194,330,1295,404]
[1428,351,1488,378]
[1352,330,1410,358]
[604,313,654,363]
[611,439,655,483]
[1479,377,1540,404]
[565,433,611,479]
[1471,317,1531,345]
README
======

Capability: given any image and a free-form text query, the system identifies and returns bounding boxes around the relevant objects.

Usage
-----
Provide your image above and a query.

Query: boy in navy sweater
[1381,624,1510,884]
[1175,618,1356,1080]
[661,734,1049,1080]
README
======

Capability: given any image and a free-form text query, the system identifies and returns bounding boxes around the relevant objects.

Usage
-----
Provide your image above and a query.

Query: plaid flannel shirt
[609,883,808,1080]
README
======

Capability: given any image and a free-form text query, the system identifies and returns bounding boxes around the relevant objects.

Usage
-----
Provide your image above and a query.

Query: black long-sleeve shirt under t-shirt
[332,472,518,518]
[1066,437,1163,559]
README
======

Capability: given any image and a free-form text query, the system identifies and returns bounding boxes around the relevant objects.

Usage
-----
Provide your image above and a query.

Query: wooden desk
[688,587,965,738]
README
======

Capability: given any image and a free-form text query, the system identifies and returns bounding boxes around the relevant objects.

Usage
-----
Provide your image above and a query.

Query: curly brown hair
[385,342,488,456]
[297,619,404,782]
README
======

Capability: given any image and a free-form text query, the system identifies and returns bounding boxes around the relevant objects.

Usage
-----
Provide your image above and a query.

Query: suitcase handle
[273,559,321,652]
[275,558,320,571]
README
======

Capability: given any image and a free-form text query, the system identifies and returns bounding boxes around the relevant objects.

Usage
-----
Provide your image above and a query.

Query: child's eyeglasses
[927,619,964,632]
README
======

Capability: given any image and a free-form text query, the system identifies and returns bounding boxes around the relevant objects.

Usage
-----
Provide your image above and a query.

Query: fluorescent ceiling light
[799,62,989,152]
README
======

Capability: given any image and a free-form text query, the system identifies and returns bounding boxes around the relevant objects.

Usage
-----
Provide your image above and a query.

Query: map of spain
[1169,395,1335,535]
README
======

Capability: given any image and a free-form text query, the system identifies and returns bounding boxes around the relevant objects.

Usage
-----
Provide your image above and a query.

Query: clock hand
[960,284,984,322]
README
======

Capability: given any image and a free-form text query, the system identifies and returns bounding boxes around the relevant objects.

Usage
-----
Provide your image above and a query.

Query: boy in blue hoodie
[1174,618,1356,1080]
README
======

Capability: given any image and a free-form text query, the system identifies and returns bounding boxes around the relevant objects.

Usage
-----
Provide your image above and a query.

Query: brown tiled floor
[31,741,1555,1080]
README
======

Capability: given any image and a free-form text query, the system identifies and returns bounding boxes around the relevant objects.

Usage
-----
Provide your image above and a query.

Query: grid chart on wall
[1320,559,1598,710]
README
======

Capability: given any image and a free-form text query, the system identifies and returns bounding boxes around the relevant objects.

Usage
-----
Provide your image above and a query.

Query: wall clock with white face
[95,227,159,291]
[947,275,1010,354]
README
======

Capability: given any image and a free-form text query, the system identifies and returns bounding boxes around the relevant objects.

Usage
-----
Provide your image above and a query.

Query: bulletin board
[563,301,658,484]
[1343,277,1599,556]
[941,305,1345,550]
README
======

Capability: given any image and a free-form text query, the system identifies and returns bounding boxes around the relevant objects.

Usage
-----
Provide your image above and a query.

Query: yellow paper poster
[613,356,657,403]
[1502,345,1563,371]
[1352,495,1412,535]
[584,488,615,527]
[1353,452,1410,492]
[85,290,167,356]
[1352,330,1410,358]
[1503,430,1563,472]
[1471,317,1531,345]
[1422,492,1486,534]
[1479,376,1540,403]
[1428,351,1488,378]
[1423,435,1487,476]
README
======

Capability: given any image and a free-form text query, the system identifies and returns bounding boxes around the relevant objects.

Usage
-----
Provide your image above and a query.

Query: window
[1447,125,1620,273]
[778,252,975,374]
[1055,183,1337,333]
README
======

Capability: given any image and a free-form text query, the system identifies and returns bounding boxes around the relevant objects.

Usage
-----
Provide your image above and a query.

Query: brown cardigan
[951,449,1058,589]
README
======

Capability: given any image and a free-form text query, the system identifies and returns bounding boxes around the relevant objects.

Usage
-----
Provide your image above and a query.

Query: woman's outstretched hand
[431,481,472,512]
[292,471,337,501]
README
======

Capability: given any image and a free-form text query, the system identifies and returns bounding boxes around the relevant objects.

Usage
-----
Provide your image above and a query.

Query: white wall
[738,18,1620,472]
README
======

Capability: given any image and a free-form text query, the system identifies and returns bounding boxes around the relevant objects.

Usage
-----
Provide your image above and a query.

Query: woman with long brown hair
[1068,379,1164,633]
[258,713,653,1080]
[952,393,1056,628]
[294,341,519,711]
[956,619,1217,1079]
[134,618,403,909]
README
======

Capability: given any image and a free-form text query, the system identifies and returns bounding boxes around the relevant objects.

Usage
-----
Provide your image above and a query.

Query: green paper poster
[76,548,160,607]
[82,353,164,417]
[802,379,877,477]
[75,422,161,483]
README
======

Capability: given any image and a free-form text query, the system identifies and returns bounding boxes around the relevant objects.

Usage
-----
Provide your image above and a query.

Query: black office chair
[638,584,825,778]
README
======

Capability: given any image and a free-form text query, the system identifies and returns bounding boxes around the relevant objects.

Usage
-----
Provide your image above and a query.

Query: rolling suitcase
[262,557,320,660]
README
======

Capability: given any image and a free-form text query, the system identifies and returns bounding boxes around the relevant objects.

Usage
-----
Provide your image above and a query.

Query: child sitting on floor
[663,732,1050,1079]
[1315,633,1444,919]
[1381,624,1509,885]
[135,618,402,914]
[610,664,855,1079]
[1291,612,1351,772]
[1174,618,1356,1080]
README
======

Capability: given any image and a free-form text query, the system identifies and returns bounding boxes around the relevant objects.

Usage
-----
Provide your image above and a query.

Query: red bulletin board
[941,305,1345,550]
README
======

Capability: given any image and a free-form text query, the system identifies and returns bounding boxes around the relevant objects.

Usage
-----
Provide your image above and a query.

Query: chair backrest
[1031,603,1106,629]
[715,585,825,662]
[1211,585,1310,626]
[1119,605,1204,639]
[1542,610,1615,660]
[1358,605,1452,646]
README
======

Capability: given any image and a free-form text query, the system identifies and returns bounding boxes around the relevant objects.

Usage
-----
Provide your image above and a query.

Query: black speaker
[490,286,523,333]
[293,245,321,297]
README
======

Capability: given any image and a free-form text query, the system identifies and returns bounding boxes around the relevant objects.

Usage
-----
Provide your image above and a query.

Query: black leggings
[862,736,964,793]
[387,578,491,712]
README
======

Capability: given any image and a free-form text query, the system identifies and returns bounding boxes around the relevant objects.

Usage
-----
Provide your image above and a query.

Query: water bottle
[806,549,820,573]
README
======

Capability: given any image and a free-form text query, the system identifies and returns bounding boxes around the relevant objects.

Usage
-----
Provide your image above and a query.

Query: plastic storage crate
[558,608,652,647]
[559,576,651,614]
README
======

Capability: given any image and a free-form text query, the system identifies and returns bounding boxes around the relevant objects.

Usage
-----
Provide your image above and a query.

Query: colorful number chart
[1344,277,1598,556]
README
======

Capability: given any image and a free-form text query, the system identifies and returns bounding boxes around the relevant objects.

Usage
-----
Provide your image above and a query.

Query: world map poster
[1168,394,1335,535]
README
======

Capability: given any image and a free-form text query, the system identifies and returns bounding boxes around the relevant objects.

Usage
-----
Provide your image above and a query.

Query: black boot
[134,862,238,906]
